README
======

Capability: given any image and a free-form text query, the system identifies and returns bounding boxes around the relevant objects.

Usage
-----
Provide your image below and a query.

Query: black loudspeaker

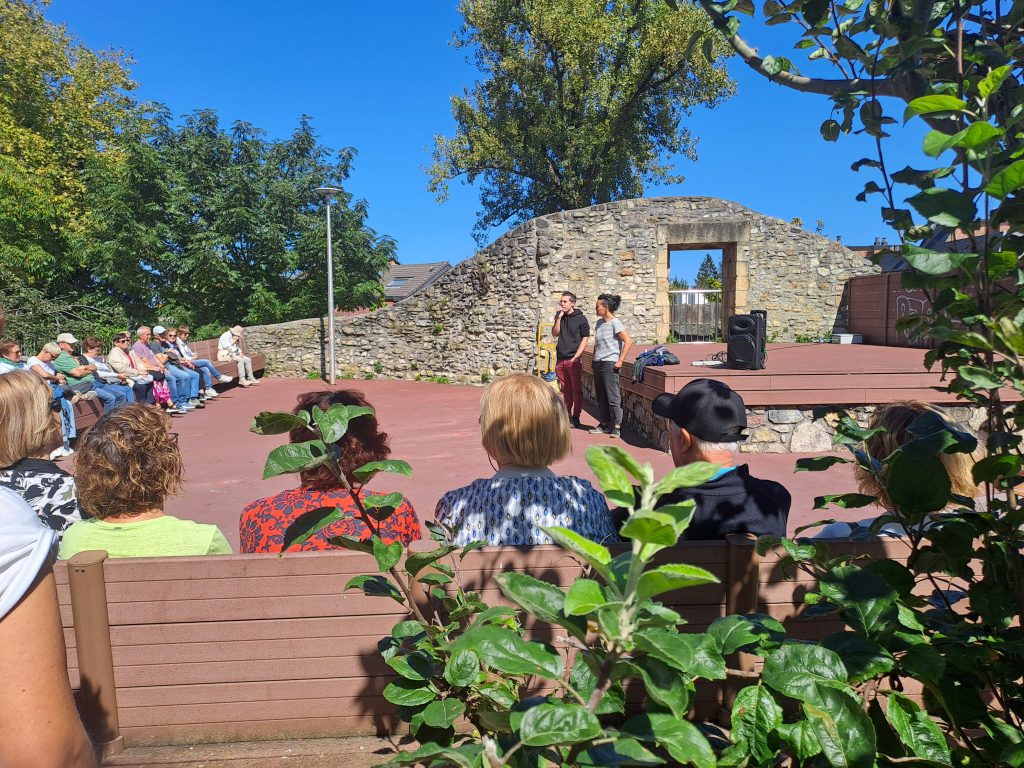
[727,311,767,370]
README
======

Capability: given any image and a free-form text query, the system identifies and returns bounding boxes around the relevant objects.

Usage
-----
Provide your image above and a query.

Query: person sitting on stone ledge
[638,378,791,540]
[435,373,618,546]
[239,389,421,552]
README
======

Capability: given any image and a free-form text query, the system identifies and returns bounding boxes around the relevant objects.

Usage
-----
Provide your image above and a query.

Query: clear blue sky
[46,2,925,284]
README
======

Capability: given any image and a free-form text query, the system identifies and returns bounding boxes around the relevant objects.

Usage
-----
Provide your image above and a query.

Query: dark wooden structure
[845,273,933,348]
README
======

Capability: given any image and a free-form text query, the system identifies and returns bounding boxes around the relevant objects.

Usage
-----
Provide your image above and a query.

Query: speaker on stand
[727,310,768,370]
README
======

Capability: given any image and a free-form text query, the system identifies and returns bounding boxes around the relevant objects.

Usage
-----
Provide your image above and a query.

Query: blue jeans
[47,383,76,449]
[93,381,132,414]
[164,365,199,404]
[191,359,220,389]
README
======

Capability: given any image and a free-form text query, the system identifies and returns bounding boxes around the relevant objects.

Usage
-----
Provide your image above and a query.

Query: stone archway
[656,220,751,340]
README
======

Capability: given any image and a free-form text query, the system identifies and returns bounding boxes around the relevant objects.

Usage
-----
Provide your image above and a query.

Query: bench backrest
[56,536,912,750]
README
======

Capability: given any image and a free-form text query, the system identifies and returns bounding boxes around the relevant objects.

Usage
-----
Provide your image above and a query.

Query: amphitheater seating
[56,536,912,755]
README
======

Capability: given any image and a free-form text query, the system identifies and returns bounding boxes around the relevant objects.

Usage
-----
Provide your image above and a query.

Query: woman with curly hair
[239,389,421,553]
[58,404,232,559]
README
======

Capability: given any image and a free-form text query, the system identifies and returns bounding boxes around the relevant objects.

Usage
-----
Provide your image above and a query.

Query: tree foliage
[0,0,395,339]
[694,253,720,288]
[429,0,736,243]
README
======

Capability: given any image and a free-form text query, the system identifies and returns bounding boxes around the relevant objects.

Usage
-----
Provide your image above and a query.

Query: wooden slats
[121,714,398,745]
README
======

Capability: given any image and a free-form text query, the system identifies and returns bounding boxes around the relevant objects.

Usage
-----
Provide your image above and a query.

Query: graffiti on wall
[895,292,929,347]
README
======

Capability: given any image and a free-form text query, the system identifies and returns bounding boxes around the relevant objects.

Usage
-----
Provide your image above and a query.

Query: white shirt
[25,356,56,377]
[218,330,239,355]
[0,487,57,619]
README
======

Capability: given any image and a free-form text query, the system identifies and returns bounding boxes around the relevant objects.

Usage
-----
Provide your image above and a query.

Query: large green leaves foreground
[302,438,962,768]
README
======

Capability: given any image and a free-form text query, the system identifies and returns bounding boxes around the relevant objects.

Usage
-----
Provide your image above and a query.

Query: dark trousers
[555,357,583,417]
[592,360,623,427]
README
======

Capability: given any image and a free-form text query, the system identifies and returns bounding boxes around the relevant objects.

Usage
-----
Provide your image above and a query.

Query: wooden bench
[71,337,267,431]
[55,536,912,754]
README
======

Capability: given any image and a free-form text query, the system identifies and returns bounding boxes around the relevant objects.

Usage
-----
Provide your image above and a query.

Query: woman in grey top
[589,294,633,438]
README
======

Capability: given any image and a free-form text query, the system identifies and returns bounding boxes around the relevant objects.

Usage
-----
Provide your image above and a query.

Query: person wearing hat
[649,378,790,540]
[148,326,202,411]
[217,325,257,386]
[53,333,131,415]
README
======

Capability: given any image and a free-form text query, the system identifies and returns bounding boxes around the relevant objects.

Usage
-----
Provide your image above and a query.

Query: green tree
[694,253,720,288]
[429,0,735,243]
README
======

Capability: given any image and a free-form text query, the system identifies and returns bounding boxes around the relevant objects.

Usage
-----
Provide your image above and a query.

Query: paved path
[153,378,863,550]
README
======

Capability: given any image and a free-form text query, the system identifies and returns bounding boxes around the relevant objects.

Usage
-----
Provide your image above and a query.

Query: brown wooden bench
[55,536,914,755]
[71,337,267,432]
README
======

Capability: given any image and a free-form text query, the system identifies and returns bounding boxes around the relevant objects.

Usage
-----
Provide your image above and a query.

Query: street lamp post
[314,186,343,384]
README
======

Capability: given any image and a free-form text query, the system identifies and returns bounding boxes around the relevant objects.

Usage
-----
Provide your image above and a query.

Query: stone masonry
[244,197,878,383]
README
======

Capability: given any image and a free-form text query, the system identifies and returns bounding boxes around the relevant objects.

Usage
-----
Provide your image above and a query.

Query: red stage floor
[98,377,871,550]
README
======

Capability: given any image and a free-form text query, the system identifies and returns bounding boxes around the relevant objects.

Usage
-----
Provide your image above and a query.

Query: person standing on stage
[551,292,590,429]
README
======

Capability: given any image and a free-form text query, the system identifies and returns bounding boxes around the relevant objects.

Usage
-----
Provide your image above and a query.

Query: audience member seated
[86,336,152,404]
[0,340,26,374]
[815,400,979,538]
[133,326,193,415]
[175,325,231,397]
[25,342,87,459]
[218,325,258,386]
[647,378,790,540]
[54,332,130,414]
[0,487,96,768]
[435,373,617,546]
[0,371,83,538]
[240,389,420,552]
[152,325,203,410]
[59,404,232,559]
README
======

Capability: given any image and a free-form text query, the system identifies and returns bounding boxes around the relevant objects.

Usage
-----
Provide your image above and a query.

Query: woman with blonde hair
[59,404,232,559]
[0,371,82,536]
[435,373,617,546]
[817,400,980,538]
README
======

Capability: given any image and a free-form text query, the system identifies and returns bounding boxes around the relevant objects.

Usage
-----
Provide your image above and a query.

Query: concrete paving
[150,377,863,550]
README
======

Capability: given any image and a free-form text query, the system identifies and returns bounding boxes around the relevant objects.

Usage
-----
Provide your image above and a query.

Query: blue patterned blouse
[434,467,618,546]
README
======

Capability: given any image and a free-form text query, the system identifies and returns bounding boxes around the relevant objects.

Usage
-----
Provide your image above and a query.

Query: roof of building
[382,261,452,302]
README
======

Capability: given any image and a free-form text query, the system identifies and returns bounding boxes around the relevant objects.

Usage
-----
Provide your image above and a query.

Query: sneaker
[192,400,206,409]
[248,378,261,385]
[166,405,186,415]
[570,416,583,429]
[218,375,232,383]
[70,392,83,404]
[239,380,252,387]
[609,427,621,439]
[81,390,98,401]
[589,424,608,435]
[49,446,73,460]
[188,398,202,407]
[204,389,218,398]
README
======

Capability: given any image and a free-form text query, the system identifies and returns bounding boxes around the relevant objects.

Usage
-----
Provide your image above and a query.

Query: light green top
[58,515,233,559]
[54,350,95,385]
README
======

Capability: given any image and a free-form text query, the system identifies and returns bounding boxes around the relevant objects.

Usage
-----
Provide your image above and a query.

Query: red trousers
[555,357,583,417]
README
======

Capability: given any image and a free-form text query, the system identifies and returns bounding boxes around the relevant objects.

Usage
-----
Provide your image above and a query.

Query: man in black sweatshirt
[650,378,790,540]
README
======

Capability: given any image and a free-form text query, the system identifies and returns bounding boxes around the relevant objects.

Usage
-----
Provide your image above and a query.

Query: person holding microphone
[551,291,590,429]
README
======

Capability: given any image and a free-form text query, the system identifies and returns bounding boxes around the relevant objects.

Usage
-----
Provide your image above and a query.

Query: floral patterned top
[0,458,83,540]
[239,486,421,553]
[434,467,618,546]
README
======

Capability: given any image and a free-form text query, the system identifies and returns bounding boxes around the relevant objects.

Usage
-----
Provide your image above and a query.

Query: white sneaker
[218,375,232,383]
[239,380,252,387]
[49,447,73,460]
[81,390,98,401]
[247,378,261,385]
[204,389,218,398]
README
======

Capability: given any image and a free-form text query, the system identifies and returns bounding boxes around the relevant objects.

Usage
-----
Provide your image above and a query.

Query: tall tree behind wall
[429,0,736,244]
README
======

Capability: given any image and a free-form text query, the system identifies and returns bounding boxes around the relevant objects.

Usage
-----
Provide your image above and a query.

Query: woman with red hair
[239,389,421,552]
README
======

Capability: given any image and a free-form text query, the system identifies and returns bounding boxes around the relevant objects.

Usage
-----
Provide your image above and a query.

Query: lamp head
[314,186,343,198]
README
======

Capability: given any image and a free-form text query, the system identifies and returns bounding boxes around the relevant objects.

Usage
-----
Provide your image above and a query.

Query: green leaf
[455,625,562,678]
[622,713,715,767]
[822,632,895,682]
[569,657,625,715]
[372,538,403,571]
[327,534,372,553]
[886,692,952,764]
[443,649,479,687]
[586,445,636,505]
[633,629,726,680]
[312,403,373,444]
[541,526,612,579]
[564,578,611,615]
[818,565,898,638]
[902,245,974,275]
[887,452,950,514]
[344,575,404,602]
[250,410,309,435]
[382,679,436,706]
[518,703,601,746]
[627,657,693,718]
[803,685,876,768]
[386,651,434,681]
[601,446,654,485]
[954,121,1002,149]
[923,128,966,157]
[652,461,719,497]
[986,159,1024,199]
[708,614,778,655]
[813,493,877,510]
[405,545,458,577]
[636,563,719,600]
[907,187,977,228]
[903,95,967,122]
[776,719,822,761]
[729,684,783,765]
[620,509,682,547]
[363,491,405,521]
[421,698,466,728]
[795,455,851,472]
[352,459,413,482]
[978,65,1010,100]
[957,364,1003,389]
[762,643,848,701]
[262,439,329,479]
[820,118,841,141]
[495,572,586,640]
[576,738,665,767]
[281,506,345,551]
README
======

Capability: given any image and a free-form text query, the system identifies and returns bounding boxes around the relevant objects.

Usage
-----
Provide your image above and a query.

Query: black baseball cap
[651,378,748,442]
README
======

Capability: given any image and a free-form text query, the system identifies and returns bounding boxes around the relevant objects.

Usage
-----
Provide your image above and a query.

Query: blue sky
[46,2,925,284]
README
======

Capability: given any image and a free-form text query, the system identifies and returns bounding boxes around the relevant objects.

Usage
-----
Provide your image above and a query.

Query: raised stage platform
[582,342,1006,453]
